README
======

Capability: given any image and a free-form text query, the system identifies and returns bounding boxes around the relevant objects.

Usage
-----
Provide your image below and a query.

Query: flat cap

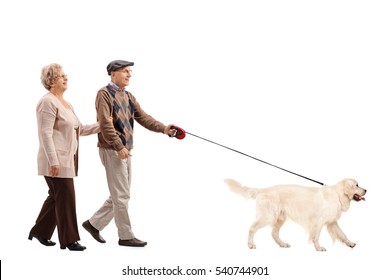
[107,60,134,75]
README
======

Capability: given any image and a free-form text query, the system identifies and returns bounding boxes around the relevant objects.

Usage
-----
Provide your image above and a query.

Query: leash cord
[186,131,325,186]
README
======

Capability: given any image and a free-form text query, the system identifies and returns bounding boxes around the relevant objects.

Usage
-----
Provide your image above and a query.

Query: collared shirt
[109,81,123,91]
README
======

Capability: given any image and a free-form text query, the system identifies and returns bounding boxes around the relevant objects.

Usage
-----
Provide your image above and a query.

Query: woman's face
[50,69,68,93]
[111,66,132,89]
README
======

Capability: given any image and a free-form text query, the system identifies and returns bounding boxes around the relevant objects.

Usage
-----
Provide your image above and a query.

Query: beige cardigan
[37,93,99,178]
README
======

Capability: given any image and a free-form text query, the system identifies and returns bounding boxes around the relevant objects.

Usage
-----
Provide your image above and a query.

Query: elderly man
[83,60,179,247]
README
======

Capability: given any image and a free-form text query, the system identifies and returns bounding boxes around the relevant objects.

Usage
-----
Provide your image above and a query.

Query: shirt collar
[109,81,125,92]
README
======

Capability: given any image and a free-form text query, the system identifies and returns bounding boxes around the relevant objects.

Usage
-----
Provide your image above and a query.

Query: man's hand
[117,148,131,159]
[164,124,177,137]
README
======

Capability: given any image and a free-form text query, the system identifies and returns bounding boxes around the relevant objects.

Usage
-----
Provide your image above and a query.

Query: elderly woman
[28,63,99,251]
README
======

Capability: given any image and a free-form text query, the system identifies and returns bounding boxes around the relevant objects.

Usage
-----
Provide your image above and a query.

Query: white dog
[224,178,366,251]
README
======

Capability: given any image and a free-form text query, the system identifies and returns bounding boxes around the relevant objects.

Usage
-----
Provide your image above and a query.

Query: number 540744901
[215,266,269,276]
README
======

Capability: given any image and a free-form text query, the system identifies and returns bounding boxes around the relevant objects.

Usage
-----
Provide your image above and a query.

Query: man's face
[111,66,132,88]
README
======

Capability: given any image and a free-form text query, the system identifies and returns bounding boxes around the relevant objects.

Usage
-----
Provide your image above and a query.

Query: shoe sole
[118,242,147,247]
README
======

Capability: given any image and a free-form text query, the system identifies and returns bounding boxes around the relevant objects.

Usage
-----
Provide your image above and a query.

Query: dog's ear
[341,179,351,195]
[341,179,356,198]
[338,179,352,211]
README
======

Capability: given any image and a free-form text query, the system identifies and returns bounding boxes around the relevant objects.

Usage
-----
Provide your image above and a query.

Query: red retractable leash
[169,125,186,140]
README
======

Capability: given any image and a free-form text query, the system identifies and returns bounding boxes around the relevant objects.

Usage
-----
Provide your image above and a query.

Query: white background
[1,0,389,279]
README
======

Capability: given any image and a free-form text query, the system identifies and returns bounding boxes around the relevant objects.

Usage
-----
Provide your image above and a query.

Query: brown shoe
[118,238,147,247]
[82,220,106,243]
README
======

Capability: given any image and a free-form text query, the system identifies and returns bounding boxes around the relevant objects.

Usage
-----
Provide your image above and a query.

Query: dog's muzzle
[353,189,366,201]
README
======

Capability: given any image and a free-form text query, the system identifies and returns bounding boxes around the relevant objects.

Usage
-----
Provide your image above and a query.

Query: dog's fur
[224,178,366,251]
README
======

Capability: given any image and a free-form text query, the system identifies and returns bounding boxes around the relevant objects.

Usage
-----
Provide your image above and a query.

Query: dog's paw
[315,246,327,252]
[280,243,291,248]
[248,243,256,249]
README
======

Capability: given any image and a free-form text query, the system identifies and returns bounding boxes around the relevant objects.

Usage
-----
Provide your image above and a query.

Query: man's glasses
[116,69,132,75]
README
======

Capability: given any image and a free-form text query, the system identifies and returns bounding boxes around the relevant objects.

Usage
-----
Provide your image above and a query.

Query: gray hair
[40,63,62,90]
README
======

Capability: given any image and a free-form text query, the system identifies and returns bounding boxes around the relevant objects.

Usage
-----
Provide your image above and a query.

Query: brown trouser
[30,176,80,246]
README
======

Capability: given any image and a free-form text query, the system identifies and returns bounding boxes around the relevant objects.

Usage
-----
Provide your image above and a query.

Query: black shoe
[60,241,86,251]
[82,220,106,243]
[28,233,56,246]
[118,238,147,247]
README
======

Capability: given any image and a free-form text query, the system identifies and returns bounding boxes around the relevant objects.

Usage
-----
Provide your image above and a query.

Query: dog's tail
[224,178,258,199]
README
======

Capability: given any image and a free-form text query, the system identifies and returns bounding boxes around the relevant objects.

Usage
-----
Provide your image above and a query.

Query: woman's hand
[49,165,60,177]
